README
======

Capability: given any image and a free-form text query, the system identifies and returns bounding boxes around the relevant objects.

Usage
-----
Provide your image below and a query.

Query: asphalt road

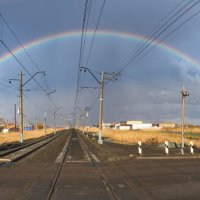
[0,130,200,200]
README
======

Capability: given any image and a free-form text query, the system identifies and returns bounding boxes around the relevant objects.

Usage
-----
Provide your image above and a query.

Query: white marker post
[138,141,142,156]
[165,141,169,156]
[190,140,194,155]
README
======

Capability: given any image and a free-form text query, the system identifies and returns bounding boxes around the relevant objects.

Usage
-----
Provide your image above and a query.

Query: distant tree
[37,122,43,129]
[0,117,5,125]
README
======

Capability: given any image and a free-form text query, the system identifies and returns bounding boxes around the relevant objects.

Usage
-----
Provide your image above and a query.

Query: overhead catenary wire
[118,0,200,74]
[80,0,199,113]
[23,92,46,114]
[135,7,200,65]
[0,76,18,90]
[74,0,106,121]
[0,81,18,90]
[74,0,89,115]
[0,14,51,92]
[102,0,199,102]
[124,75,181,93]
[118,0,187,69]
[81,0,93,66]
[85,0,106,67]
[0,40,55,105]
[0,14,64,114]
[73,0,199,122]
[0,15,51,93]
[118,0,197,73]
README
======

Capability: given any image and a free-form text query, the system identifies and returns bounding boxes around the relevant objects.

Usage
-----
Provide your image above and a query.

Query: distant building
[2,128,9,133]
[114,120,154,130]
[24,124,33,131]
[159,123,177,128]
[115,123,131,130]
[132,123,152,130]
[126,120,143,125]
[120,120,143,125]
[102,123,113,128]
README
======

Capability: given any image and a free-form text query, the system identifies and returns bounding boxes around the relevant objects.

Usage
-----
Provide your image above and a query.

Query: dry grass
[0,128,63,145]
[162,127,200,134]
[87,127,200,148]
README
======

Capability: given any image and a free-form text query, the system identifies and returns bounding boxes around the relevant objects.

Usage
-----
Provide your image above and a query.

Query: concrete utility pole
[14,103,17,129]
[19,71,23,143]
[44,112,47,137]
[86,111,89,136]
[63,118,66,129]
[53,107,56,134]
[98,71,104,144]
[82,107,85,134]
[181,85,189,155]
[10,71,45,143]
[35,118,38,130]
[47,90,56,134]
[80,67,118,145]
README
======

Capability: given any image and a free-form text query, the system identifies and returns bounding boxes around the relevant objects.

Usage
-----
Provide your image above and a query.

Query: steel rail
[46,131,72,200]
[77,133,121,200]
[0,131,62,157]
[12,133,63,162]
[0,131,65,166]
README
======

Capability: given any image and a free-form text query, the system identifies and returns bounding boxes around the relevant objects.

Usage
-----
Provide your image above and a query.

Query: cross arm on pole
[23,71,45,87]
[80,67,101,85]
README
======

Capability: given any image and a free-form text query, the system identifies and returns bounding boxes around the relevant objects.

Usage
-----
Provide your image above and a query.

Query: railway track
[0,130,65,166]
[46,129,121,200]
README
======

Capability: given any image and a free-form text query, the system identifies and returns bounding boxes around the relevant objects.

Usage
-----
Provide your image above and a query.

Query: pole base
[181,148,184,155]
[98,139,103,144]
[19,133,23,143]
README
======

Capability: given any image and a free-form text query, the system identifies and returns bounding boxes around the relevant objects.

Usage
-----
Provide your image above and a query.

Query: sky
[0,0,200,126]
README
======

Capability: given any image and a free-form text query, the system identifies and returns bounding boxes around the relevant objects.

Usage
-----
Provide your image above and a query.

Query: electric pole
[181,85,189,155]
[53,107,56,134]
[19,71,23,143]
[98,71,104,144]
[81,107,85,134]
[35,118,38,130]
[14,103,16,129]
[79,67,118,145]
[10,70,45,143]
[44,112,47,137]
[86,111,89,136]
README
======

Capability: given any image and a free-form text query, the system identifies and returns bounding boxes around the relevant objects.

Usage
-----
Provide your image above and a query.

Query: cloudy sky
[0,0,200,126]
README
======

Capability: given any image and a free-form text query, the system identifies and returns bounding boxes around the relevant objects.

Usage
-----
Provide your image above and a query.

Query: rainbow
[0,29,199,69]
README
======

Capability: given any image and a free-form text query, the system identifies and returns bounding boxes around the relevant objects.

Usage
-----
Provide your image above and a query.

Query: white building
[115,123,131,130]
[126,120,143,125]
[132,123,152,130]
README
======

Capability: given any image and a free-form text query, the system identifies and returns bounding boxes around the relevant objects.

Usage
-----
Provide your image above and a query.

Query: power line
[95,1,199,112]
[136,7,200,65]
[123,74,180,93]
[86,2,199,117]
[0,76,18,90]
[0,40,55,105]
[118,0,196,72]
[23,93,45,114]
[118,0,200,74]
[0,14,51,92]
[85,0,106,67]
[118,0,187,69]
[74,0,106,119]
[74,0,89,116]
[81,0,93,67]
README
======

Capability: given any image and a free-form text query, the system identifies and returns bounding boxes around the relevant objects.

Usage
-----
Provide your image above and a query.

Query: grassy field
[87,127,200,148]
[0,128,63,145]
